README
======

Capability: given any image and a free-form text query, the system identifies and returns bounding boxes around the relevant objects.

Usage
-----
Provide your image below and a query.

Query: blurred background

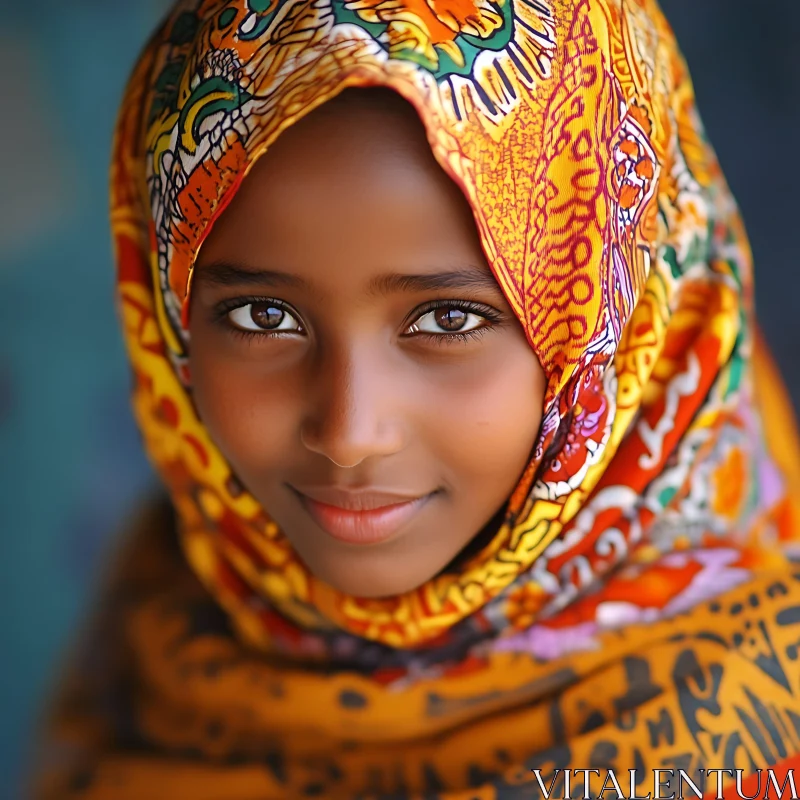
[0,1,798,797]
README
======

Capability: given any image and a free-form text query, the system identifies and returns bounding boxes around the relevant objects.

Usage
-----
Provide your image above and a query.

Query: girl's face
[188,90,546,598]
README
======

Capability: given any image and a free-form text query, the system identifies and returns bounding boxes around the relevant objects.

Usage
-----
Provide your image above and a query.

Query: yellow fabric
[31,0,800,796]
[32,504,800,797]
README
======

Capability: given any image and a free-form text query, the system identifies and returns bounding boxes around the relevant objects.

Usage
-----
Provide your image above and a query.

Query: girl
[32,0,800,797]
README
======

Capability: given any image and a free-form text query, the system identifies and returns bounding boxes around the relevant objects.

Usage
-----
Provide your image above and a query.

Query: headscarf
[32,0,800,797]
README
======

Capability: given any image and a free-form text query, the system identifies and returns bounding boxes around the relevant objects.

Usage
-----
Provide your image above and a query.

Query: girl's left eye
[406,305,491,336]
[227,302,302,333]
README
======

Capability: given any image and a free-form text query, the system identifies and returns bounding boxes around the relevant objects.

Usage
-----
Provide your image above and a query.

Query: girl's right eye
[226,301,303,334]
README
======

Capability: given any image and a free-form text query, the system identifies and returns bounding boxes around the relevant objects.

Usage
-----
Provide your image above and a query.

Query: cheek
[425,346,545,484]
[188,352,300,477]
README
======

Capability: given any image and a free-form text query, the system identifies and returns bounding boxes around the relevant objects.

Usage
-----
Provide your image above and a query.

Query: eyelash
[405,299,502,345]
[213,296,503,345]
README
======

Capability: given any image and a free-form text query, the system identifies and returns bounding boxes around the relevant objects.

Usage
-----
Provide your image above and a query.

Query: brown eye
[408,305,487,336]
[227,302,302,333]
[434,307,468,331]
[251,303,284,328]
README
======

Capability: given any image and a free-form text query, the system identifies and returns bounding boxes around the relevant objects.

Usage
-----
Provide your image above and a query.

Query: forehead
[206,87,446,210]
[194,88,492,284]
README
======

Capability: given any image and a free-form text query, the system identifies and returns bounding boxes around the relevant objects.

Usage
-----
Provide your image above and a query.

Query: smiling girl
[187,87,546,597]
[32,0,800,797]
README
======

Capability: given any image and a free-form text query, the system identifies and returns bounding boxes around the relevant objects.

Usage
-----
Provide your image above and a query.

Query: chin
[309,558,431,598]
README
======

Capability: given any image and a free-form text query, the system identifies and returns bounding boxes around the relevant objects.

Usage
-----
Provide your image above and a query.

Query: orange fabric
[30,0,800,797]
[702,753,800,799]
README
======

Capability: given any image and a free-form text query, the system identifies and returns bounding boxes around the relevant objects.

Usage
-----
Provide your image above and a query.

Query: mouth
[289,485,437,545]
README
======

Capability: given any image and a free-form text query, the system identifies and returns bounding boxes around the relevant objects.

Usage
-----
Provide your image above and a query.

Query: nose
[299,340,405,468]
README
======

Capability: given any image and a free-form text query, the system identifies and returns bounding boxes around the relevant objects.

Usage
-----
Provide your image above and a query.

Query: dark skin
[187,88,546,598]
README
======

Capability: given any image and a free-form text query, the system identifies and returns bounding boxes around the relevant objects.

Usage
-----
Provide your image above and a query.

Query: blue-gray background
[0,1,797,798]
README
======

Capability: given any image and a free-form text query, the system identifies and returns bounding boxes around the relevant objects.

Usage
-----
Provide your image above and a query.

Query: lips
[290,485,435,545]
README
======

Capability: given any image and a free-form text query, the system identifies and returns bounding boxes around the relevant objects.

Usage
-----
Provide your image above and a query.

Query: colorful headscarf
[32,0,800,797]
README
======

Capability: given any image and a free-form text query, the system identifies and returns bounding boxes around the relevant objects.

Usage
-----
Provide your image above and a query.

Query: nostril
[299,420,361,467]
[299,416,404,468]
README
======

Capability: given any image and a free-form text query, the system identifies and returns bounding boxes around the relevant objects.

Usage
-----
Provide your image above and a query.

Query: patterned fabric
[31,0,800,796]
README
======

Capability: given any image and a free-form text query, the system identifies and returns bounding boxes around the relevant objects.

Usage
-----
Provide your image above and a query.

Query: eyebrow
[367,269,502,296]
[193,261,503,296]
[193,262,309,290]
